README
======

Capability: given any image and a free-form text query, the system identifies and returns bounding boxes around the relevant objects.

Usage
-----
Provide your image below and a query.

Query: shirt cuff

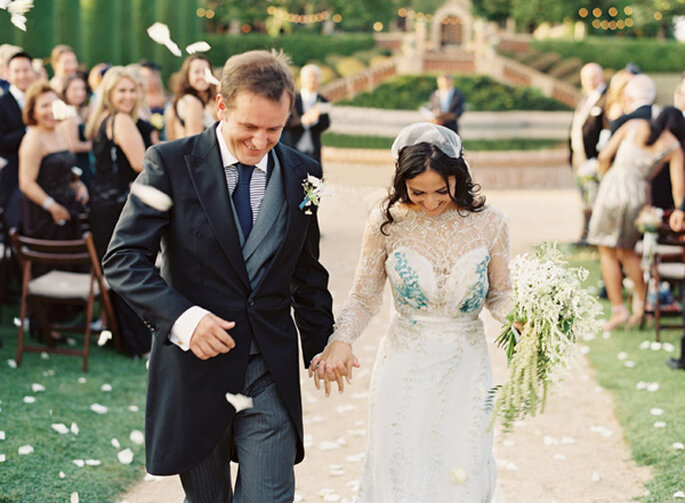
[169,306,210,351]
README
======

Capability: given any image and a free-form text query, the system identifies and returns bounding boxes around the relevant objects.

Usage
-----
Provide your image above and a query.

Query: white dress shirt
[8,84,25,110]
[168,122,269,351]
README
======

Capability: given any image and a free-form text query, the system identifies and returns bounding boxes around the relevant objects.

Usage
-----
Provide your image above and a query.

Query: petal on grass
[673,442,684,450]
[59,470,65,478]
[650,408,664,416]
[97,330,112,346]
[73,459,84,467]
[90,403,108,414]
[130,430,144,445]
[85,459,101,466]
[70,492,79,503]
[51,423,69,435]
[18,445,33,455]
[0,454,6,462]
[111,438,121,449]
[7,359,17,369]
[101,384,113,392]
[71,423,79,435]
[23,396,36,403]
[117,448,134,465]
[31,383,45,392]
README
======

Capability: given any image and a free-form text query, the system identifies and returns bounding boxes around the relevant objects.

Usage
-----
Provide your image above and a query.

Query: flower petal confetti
[70,492,79,503]
[51,99,76,120]
[78,377,87,384]
[673,442,684,450]
[59,471,65,478]
[90,403,108,414]
[101,384,113,392]
[31,383,45,392]
[85,459,101,466]
[117,448,134,465]
[0,431,5,440]
[7,359,17,369]
[73,459,85,467]
[97,330,112,346]
[71,422,79,435]
[23,396,36,404]
[51,423,69,435]
[450,466,467,484]
[674,491,685,499]
[650,408,664,416]
[111,438,121,449]
[130,430,144,445]
[18,445,34,455]
[128,405,139,412]
[654,421,667,428]
[203,67,220,87]
[130,183,173,211]
[146,22,181,57]
[0,454,5,462]
[185,41,211,54]
[225,392,253,412]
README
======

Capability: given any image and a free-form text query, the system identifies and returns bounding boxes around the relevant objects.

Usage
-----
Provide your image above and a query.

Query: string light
[608,7,618,17]
[624,6,633,15]
[592,8,602,17]
[653,11,663,21]
[578,8,588,18]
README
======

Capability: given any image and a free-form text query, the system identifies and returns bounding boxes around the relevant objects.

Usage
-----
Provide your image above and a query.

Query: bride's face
[405,169,456,217]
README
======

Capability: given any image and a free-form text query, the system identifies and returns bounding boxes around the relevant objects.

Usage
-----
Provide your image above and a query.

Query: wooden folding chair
[10,230,121,371]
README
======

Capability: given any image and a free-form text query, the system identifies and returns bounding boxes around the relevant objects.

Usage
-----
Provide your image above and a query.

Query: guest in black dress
[85,66,150,356]
[58,73,93,187]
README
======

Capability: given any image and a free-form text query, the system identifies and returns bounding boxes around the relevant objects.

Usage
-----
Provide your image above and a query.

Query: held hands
[189,313,236,360]
[309,340,360,396]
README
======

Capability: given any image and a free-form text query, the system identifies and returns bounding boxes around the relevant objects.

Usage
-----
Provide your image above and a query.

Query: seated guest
[0,51,37,229]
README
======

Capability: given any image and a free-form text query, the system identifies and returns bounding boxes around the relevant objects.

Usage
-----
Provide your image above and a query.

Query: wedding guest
[57,73,93,187]
[674,73,685,112]
[49,44,78,96]
[125,63,160,147]
[87,62,110,109]
[604,69,634,125]
[313,122,512,501]
[0,51,37,229]
[165,54,217,140]
[103,49,334,501]
[428,73,465,134]
[281,64,331,164]
[0,44,22,94]
[588,106,685,330]
[568,62,607,246]
[139,60,168,133]
[86,66,149,356]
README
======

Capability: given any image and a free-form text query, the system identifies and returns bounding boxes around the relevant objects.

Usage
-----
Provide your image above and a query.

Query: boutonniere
[299,175,330,215]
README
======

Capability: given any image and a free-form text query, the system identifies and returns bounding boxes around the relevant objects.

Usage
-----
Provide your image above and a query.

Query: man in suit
[428,73,465,134]
[281,64,331,165]
[0,51,36,229]
[103,50,336,502]
[569,62,607,245]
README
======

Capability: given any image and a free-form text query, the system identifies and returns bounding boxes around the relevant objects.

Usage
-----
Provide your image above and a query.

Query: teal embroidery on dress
[392,251,429,310]
[460,255,490,313]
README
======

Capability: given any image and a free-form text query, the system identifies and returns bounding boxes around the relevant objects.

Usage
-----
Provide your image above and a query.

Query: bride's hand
[310,340,359,396]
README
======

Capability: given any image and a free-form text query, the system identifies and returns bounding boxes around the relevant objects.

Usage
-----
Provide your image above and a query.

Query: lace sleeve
[485,210,513,323]
[329,209,388,345]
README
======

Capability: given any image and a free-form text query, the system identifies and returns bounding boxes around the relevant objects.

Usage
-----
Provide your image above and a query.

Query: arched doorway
[440,16,463,46]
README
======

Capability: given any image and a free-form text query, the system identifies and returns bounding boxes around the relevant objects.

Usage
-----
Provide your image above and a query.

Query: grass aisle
[0,306,148,503]
[569,247,685,502]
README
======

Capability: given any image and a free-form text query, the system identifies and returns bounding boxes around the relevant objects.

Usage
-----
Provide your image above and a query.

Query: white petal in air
[7,0,33,15]
[117,448,134,464]
[0,0,9,9]
[225,392,253,412]
[97,330,112,346]
[146,22,171,44]
[130,183,173,211]
[10,12,26,30]
[51,99,76,120]
[186,41,211,54]
[164,40,182,57]
[203,67,220,87]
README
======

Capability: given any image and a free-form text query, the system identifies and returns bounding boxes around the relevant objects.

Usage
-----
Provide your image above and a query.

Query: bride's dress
[330,204,512,503]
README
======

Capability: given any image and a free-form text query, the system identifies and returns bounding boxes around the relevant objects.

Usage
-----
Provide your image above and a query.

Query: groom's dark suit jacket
[103,125,334,475]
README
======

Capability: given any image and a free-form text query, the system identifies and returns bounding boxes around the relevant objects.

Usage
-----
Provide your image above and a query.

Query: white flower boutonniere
[299,175,330,215]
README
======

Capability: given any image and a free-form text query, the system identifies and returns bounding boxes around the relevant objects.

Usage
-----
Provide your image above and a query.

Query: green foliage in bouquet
[489,243,603,432]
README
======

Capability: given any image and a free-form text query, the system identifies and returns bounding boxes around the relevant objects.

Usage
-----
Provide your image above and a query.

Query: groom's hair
[220,50,295,110]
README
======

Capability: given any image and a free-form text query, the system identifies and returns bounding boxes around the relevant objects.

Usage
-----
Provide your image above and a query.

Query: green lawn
[0,307,148,503]
[566,245,685,503]
[322,132,564,151]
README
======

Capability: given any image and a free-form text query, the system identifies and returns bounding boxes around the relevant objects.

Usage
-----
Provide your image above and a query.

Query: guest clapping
[165,54,217,140]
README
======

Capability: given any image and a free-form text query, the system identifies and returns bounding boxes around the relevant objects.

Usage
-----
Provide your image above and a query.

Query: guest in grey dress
[588,107,685,331]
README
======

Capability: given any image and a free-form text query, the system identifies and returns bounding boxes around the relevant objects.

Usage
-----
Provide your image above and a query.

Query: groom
[103,50,335,502]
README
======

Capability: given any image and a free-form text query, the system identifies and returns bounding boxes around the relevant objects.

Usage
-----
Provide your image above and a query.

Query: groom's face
[217,90,290,166]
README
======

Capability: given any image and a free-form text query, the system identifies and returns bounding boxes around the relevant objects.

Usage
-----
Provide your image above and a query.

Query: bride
[311,123,513,502]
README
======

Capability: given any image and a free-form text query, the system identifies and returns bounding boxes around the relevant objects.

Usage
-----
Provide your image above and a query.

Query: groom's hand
[189,313,236,360]
[310,341,360,396]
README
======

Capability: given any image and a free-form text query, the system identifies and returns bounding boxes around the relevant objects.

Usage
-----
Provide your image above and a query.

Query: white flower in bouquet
[635,206,664,233]
[299,175,330,215]
[577,158,599,181]
[489,243,603,432]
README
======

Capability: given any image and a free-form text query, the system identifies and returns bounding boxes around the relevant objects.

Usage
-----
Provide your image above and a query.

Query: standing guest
[0,44,22,94]
[604,69,634,125]
[588,106,684,331]
[19,81,88,242]
[674,73,685,112]
[0,51,37,228]
[49,45,78,96]
[165,54,217,140]
[57,73,93,187]
[103,50,335,502]
[428,73,465,134]
[87,62,110,109]
[139,60,169,134]
[86,66,149,356]
[281,64,331,164]
[125,63,160,147]
[569,62,607,245]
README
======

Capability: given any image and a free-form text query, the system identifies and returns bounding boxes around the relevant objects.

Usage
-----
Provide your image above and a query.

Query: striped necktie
[233,163,255,239]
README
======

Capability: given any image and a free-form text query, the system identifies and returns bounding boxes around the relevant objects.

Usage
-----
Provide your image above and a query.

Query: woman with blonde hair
[165,54,217,140]
[49,44,78,95]
[85,65,150,356]
[605,69,634,125]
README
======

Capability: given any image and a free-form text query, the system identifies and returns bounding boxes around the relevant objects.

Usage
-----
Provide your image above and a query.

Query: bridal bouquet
[490,244,603,432]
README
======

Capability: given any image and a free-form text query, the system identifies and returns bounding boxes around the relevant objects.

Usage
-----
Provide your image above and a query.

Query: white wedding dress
[330,204,512,503]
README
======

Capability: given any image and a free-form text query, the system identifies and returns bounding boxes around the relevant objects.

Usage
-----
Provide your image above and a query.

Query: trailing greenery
[204,33,374,68]
[322,132,563,151]
[338,75,571,111]
[567,245,685,503]
[531,37,685,73]
[0,309,148,503]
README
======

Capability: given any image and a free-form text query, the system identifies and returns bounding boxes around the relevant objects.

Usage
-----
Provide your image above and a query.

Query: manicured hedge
[531,37,685,73]
[339,75,571,111]
[203,33,375,67]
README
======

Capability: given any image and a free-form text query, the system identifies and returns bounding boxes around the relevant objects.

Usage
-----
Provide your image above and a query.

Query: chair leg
[82,295,95,372]
[15,265,31,367]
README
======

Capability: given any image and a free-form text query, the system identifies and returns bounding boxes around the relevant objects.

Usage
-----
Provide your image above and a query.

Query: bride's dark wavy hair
[381,142,485,235]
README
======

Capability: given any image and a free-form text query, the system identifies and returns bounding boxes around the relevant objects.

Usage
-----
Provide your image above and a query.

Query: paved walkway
[119,170,650,502]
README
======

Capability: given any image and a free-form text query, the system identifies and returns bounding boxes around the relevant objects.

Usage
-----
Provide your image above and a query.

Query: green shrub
[339,74,571,111]
[335,57,367,77]
[203,32,374,67]
[531,37,685,72]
